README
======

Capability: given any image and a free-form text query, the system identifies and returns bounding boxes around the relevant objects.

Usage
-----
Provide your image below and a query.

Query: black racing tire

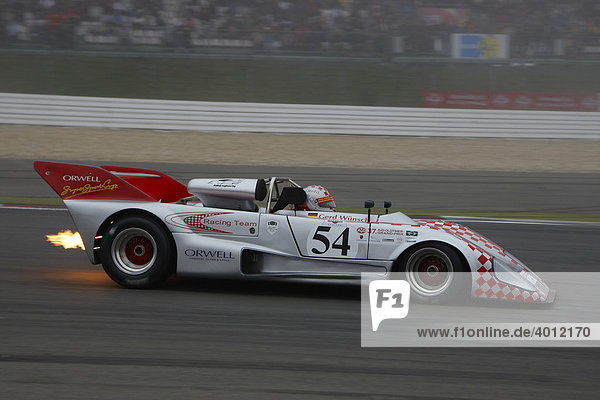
[100,216,175,289]
[397,242,469,304]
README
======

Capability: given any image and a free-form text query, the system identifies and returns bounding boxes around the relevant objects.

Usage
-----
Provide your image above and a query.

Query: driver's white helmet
[299,185,336,212]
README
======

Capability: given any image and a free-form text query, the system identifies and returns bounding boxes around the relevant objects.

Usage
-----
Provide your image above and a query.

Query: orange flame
[46,230,85,250]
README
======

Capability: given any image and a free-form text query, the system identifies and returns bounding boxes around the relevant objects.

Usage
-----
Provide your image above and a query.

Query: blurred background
[1,4,600,399]
[2,0,600,107]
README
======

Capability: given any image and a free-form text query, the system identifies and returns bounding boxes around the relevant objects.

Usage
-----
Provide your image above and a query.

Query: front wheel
[100,216,175,288]
[398,242,468,304]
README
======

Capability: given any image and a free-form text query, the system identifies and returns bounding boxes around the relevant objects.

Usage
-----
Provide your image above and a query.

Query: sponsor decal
[372,228,403,236]
[582,96,597,108]
[62,175,100,182]
[423,89,598,112]
[425,92,443,103]
[236,221,257,227]
[208,179,243,188]
[515,95,533,106]
[317,213,368,223]
[305,212,368,222]
[184,248,235,261]
[60,179,119,199]
[182,212,232,233]
[451,33,508,59]
[406,231,419,237]
[518,270,549,296]
[165,212,258,234]
[358,225,404,236]
[267,220,279,235]
[478,35,501,58]
[185,215,232,228]
[491,94,510,106]
[356,226,403,243]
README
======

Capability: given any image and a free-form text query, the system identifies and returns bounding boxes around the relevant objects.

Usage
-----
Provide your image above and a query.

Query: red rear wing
[34,161,188,202]
[100,165,190,203]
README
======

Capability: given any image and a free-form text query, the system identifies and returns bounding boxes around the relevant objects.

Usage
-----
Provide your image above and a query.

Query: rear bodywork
[34,161,552,303]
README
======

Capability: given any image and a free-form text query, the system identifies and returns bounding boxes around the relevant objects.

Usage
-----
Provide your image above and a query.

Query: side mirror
[364,200,374,223]
[384,201,392,214]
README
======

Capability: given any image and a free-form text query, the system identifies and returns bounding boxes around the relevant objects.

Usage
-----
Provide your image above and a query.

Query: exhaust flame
[46,230,85,250]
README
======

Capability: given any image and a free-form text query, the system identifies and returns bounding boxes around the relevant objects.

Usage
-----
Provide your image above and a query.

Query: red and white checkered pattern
[418,220,546,303]
[182,212,232,234]
[469,244,545,302]
[418,220,522,268]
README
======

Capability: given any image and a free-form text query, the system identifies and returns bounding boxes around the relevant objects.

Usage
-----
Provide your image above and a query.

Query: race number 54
[310,226,352,256]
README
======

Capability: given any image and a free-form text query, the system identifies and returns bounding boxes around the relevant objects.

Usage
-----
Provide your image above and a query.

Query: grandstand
[2,0,600,59]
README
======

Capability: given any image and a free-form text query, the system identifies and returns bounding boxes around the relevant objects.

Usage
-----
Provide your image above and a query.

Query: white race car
[35,161,553,303]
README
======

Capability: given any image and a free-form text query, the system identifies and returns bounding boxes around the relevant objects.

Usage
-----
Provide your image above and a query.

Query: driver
[298,185,336,212]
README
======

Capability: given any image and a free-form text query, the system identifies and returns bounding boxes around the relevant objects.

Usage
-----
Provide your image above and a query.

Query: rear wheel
[100,216,175,288]
[398,242,468,303]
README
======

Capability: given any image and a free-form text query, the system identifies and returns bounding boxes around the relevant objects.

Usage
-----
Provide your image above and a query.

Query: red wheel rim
[124,236,154,265]
[416,256,448,288]
[406,247,454,296]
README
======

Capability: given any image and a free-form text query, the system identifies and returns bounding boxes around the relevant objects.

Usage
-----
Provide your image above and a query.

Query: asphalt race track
[1,159,600,399]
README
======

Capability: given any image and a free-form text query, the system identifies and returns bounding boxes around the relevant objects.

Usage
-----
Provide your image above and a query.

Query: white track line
[442,216,599,226]
[1,204,596,226]
[0,204,67,211]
